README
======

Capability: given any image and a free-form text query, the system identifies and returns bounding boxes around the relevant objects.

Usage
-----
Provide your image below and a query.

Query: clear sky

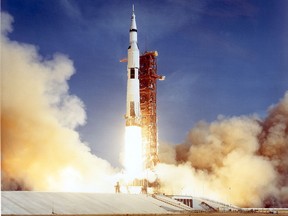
[2,0,288,166]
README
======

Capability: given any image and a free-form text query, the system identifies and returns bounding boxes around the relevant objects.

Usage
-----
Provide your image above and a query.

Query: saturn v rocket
[125,6,141,127]
[123,6,144,180]
[123,6,162,185]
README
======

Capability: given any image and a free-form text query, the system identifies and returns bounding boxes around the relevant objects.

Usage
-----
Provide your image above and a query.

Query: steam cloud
[1,12,116,192]
[157,93,288,207]
[1,12,287,208]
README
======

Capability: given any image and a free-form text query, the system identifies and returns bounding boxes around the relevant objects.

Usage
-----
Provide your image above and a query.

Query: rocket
[125,5,141,126]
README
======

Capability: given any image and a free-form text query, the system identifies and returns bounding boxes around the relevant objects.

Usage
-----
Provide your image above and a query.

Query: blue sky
[2,0,288,166]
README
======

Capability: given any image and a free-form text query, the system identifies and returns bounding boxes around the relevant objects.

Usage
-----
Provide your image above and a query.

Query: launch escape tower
[139,51,164,170]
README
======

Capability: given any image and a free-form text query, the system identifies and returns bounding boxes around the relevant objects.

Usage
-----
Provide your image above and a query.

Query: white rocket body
[126,8,141,126]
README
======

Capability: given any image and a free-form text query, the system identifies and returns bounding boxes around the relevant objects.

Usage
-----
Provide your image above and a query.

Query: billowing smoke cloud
[1,12,116,192]
[157,93,288,207]
[258,93,288,207]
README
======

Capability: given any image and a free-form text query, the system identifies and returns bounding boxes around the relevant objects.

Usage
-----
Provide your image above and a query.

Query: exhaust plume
[1,12,116,192]
[157,92,288,207]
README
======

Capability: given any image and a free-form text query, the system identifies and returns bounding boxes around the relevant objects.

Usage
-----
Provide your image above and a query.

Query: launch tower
[139,51,164,170]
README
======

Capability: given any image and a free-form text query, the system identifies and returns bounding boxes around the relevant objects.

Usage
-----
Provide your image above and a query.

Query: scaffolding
[139,51,164,170]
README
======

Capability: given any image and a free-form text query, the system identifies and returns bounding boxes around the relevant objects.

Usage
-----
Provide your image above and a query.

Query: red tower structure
[139,51,164,170]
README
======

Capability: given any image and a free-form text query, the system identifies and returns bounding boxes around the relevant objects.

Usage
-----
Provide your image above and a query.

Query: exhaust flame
[123,126,143,180]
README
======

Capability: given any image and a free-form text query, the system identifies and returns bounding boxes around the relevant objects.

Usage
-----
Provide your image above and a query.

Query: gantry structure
[139,51,164,170]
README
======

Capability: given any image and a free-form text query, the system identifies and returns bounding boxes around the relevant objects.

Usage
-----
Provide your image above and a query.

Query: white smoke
[157,93,288,207]
[1,12,116,192]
